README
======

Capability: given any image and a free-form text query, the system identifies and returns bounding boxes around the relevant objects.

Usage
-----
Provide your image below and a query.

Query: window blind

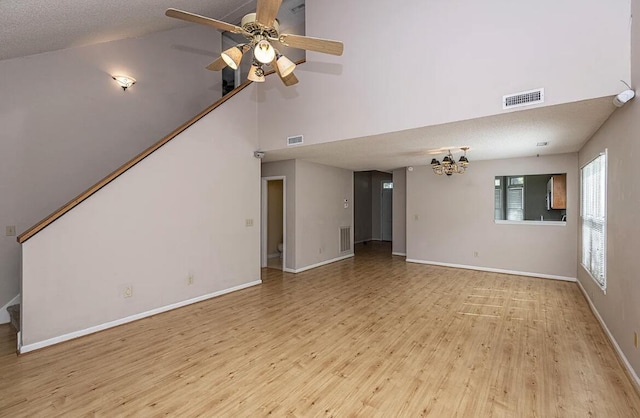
[581,153,607,288]
[506,187,524,221]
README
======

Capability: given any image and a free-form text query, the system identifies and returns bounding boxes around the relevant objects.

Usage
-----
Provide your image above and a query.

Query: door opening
[261,177,286,271]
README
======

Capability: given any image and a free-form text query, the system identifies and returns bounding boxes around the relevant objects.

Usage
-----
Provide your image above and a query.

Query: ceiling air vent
[287,135,304,146]
[503,88,544,110]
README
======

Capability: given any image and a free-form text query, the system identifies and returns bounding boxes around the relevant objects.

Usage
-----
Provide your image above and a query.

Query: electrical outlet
[187,274,194,285]
[474,251,479,258]
[635,331,638,349]
[5,226,16,237]
[414,214,419,221]
[245,219,254,227]
[123,286,133,298]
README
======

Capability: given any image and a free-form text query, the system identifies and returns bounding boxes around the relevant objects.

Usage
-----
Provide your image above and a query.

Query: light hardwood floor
[1,242,639,417]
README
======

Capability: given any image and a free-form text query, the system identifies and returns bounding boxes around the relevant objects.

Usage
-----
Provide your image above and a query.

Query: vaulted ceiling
[1,0,621,170]
[0,0,268,61]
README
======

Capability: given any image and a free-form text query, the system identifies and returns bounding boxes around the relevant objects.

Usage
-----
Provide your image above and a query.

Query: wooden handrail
[17,59,305,244]
[18,84,251,244]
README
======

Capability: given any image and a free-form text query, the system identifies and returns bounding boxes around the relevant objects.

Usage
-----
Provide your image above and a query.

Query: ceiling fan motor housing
[241,13,280,38]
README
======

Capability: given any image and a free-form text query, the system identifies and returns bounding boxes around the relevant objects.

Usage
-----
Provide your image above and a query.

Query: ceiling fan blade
[283,72,299,86]
[205,57,227,71]
[279,34,344,56]
[165,8,248,35]
[256,0,283,27]
[270,58,286,85]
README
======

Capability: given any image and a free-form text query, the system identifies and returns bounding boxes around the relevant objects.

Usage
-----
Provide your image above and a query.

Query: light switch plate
[5,226,16,237]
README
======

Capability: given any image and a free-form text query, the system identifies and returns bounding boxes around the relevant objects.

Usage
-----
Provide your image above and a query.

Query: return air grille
[339,226,351,253]
[287,135,303,146]
[503,88,544,109]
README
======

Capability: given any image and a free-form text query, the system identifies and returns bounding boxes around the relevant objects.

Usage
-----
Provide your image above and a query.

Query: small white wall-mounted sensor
[613,89,635,107]
[407,167,414,172]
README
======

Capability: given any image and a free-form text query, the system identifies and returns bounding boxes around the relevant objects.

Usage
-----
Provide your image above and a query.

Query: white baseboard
[392,252,407,256]
[19,280,261,354]
[0,294,21,325]
[405,259,576,282]
[576,280,640,391]
[286,254,354,274]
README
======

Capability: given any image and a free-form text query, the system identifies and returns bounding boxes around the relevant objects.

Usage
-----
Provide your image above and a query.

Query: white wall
[294,160,354,270]
[21,85,260,348]
[392,169,407,255]
[262,160,296,270]
[0,24,225,310]
[257,0,630,151]
[406,154,578,279]
[576,0,640,380]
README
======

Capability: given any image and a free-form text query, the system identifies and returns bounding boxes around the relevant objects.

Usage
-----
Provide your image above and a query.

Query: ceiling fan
[165,0,344,86]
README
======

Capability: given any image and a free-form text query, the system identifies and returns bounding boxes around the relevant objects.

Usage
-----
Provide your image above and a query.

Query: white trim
[0,294,20,325]
[285,254,354,274]
[405,259,576,282]
[392,252,407,256]
[494,220,567,226]
[19,280,261,354]
[576,280,640,391]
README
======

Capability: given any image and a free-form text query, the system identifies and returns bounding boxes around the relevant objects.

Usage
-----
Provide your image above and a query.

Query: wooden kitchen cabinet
[547,174,566,210]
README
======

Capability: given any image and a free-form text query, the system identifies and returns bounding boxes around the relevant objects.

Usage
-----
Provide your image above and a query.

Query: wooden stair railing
[17,59,305,244]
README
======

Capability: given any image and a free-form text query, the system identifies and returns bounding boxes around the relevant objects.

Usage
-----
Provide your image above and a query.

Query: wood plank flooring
[1,242,639,417]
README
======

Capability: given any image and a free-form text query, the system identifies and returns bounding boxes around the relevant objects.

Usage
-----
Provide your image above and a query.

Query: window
[581,152,607,289]
[506,176,524,221]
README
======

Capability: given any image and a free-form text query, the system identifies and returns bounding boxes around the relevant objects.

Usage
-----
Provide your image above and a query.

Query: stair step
[7,304,19,332]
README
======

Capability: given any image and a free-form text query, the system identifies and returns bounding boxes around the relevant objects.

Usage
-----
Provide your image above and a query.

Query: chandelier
[430,147,470,176]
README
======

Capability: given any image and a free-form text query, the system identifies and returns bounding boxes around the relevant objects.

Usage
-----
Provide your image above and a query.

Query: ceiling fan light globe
[221,46,243,70]
[276,55,296,77]
[254,40,276,64]
[248,65,265,82]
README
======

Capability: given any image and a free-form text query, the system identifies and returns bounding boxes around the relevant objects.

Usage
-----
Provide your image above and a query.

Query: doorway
[261,177,286,270]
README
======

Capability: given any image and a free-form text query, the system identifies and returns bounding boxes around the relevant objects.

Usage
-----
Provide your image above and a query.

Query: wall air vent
[287,135,304,146]
[503,88,544,110]
[340,226,351,253]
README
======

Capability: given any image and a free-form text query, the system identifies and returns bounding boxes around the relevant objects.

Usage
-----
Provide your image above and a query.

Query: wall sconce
[112,75,136,91]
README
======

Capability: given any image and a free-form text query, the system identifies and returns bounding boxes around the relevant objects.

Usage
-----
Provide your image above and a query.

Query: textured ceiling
[0,0,261,61]
[262,97,617,171]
